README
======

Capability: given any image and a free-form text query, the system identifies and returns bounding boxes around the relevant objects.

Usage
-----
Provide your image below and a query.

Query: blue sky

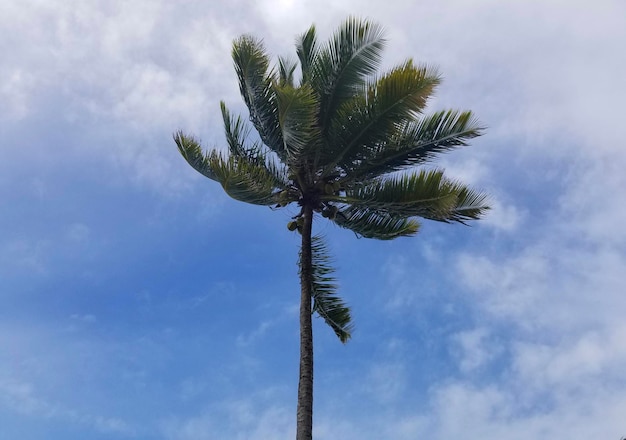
[2,0,626,439]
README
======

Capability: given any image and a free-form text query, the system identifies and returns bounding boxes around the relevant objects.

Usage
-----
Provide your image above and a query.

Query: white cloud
[512,324,626,392]
[451,327,497,373]
[381,254,433,311]
[438,157,490,186]
[421,380,625,440]
[162,395,293,440]
[559,156,626,246]
[0,69,36,121]
[236,320,274,347]
[363,362,407,404]
[457,241,626,335]
[481,198,523,232]
[456,250,548,325]
[0,379,51,417]
[0,222,102,281]
[0,377,134,436]
[0,0,241,193]
[235,301,299,347]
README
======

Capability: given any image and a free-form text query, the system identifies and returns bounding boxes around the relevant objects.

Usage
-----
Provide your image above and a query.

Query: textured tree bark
[296,204,314,440]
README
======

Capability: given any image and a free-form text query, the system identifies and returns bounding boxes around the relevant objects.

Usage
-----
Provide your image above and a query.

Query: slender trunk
[296,204,314,440]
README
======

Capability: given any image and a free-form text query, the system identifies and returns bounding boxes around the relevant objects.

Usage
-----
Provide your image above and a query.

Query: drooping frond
[321,60,441,174]
[333,206,420,240]
[174,131,219,181]
[208,153,284,205]
[311,17,386,129]
[175,131,286,206]
[348,110,484,180]
[274,83,321,161]
[296,25,318,85]
[302,235,352,342]
[342,169,490,223]
[232,36,285,159]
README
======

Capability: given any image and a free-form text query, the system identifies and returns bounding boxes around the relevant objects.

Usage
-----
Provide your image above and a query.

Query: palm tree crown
[175,17,489,439]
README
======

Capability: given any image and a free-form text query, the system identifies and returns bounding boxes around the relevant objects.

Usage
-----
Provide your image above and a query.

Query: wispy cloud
[0,377,134,436]
[161,392,293,440]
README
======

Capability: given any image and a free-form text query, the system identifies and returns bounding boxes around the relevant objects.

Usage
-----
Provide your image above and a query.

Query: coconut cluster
[287,216,305,232]
[286,180,344,232]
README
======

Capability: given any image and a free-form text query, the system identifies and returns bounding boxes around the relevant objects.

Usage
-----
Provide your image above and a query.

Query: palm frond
[274,83,321,161]
[301,235,353,342]
[321,60,441,174]
[311,17,386,129]
[344,169,457,218]
[347,110,484,180]
[442,184,491,223]
[369,60,440,117]
[232,36,285,159]
[220,103,289,189]
[296,25,318,85]
[209,152,285,205]
[343,169,490,222]
[333,206,420,240]
[174,131,219,181]
[175,130,287,205]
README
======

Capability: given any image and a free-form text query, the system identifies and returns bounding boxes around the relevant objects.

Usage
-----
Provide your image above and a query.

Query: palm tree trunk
[296,204,314,440]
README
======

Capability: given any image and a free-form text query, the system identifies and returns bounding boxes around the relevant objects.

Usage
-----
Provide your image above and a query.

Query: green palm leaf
[348,110,484,180]
[344,169,457,218]
[343,169,489,222]
[333,206,420,240]
[311,17,386,129]
[232,36,285,159]
[369,60,440,118]
[174,131,220,181]
[220,101,257,159]
[209,153,284,205]
[303,235,353,342]
[321,60,441,174]
[220,101,290,189]
[175,131,287,206]
[444,184,491,223]
[296,25,318,85]
[274,83,322,162]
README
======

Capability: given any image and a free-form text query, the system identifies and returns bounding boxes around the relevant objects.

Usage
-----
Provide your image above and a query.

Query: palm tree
[174,17,489,440]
